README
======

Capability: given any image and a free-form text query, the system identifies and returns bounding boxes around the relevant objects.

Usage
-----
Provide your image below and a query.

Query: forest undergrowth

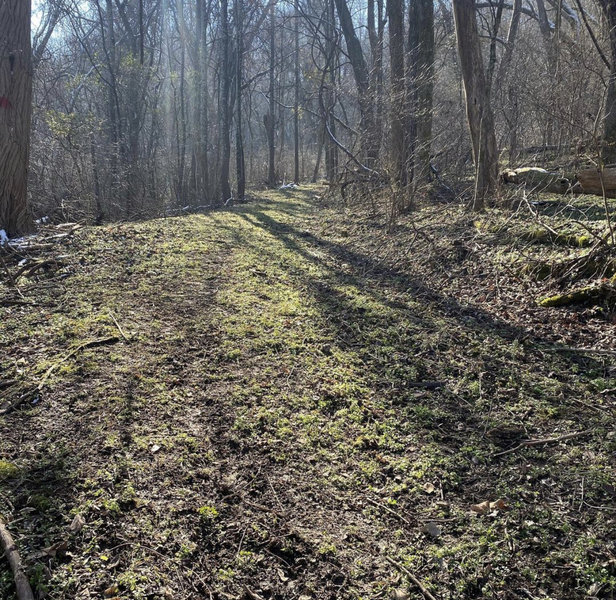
[1,185,615,599]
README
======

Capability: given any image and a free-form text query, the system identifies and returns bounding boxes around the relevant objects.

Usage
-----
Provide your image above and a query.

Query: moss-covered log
[518,228,592,247]
[539,277,616,307]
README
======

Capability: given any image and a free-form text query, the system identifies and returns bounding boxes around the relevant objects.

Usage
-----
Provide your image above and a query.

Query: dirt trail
[1,187,615,599]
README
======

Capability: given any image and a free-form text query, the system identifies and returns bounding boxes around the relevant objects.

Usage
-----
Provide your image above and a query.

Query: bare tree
[597,0,616,161]
[294,0,301,183]
[220,0,233,203]
[0,0,33,236]
[333,0,378,165]
[387,0,407,187]
[235,0,246,201]
[267,1,277,187]
[408,0,434,184]
[452,0,498,210]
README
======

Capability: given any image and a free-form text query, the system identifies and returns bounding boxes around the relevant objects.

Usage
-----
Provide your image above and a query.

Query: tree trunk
[0,0,33,236]
[495,0,521,85]
[220,0,232,203]
[294,0,300,184]
[367,0,384,157]
[387,0,407,186]
[267,1,276,187]
[235,0,246,201]
[408,0,434,184]
[452,0,498,211]
[325,0,338,181]
[333,0,378,165]
[598,1,616,162]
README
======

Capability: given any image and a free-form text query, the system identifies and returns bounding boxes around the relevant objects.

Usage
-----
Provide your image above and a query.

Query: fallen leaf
[43,540,68,557]
[104,584,119,597]
[423,482,435,494]
[471,501,491,515]
[471,499,508,515]
[392,589,410,600]
[69,514,85,533]
[151,444,161,453]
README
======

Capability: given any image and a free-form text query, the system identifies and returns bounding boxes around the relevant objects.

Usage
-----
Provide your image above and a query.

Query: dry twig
[493,429,592,458]
[385,556,439,600]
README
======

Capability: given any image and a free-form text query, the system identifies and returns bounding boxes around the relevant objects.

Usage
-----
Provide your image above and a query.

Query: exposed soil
[1,186,615,600]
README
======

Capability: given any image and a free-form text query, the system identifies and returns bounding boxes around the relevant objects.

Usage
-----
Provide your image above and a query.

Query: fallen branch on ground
[0,336,120,416]
[385,556,439,600]
[539,346,616,356]
[37,336,120,391]
[493,430,592,458]
[0,517,35,600]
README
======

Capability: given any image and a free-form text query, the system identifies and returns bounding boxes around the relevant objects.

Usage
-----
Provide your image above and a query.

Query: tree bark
[267,1,276,187]
[294,0,300,184]
[325,0,338,181]
[220,0,232,203]
[387,0,407,186]
[452,0,498,211]
[235,0,246,201]
[333,0,378,165]
[0,0,33,236]
[597,1,616,162]
[368,0,384,157]
[408,0,434,184]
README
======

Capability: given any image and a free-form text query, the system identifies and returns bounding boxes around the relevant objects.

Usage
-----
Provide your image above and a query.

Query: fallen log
[576,167,616,198]
[539,276,616,308]
[501,167,577,194]
[0,517,35,600]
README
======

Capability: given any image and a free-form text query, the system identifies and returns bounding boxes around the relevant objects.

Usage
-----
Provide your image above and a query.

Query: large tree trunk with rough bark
[0,0,32,237]
[452,0,498,211]
[597,1,616,162]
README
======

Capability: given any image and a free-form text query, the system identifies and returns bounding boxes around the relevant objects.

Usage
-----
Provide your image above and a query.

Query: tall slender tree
[333,0,378,165]
[386,0,406,187]
[220,0,233,203]
[0,0,33,236]
[235,0,246,201]
[452,0,498,211]
[408,0,434,184]
[267,1,276,187]
[293,0,300,183]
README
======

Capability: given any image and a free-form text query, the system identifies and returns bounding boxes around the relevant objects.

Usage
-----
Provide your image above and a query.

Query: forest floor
[1,185,616,600]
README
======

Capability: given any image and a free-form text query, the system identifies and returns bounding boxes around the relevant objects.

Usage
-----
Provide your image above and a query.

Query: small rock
[423,521,442,538]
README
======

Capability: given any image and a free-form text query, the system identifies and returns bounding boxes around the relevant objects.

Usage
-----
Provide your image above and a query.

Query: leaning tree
[0,0,33,236]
